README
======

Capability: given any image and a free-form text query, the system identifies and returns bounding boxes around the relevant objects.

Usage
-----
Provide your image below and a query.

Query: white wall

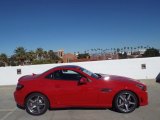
[0,57,160,86]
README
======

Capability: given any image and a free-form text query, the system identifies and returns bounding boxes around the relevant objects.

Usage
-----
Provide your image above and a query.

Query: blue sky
[0,0,160,55]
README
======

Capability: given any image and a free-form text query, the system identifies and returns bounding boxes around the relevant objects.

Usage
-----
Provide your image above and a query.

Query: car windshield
[80,67,99,79]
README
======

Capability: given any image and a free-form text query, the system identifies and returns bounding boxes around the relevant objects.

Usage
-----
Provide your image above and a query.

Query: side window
[46,70,63,80]
[46,69,83,81]
[62,70,82,81]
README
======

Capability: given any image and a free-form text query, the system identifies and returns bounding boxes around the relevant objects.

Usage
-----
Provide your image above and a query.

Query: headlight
[136,84,147,91]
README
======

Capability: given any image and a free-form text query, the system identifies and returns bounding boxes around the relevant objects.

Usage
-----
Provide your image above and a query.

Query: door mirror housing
[79,77,88,85]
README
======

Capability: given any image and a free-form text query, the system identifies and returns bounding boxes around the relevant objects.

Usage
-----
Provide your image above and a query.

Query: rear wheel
[114,91,138,113]
[25,93,49,115]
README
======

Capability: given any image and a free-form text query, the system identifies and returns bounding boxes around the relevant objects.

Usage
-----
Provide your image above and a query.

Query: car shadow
[49,107,117,112]
[16,104,118,113]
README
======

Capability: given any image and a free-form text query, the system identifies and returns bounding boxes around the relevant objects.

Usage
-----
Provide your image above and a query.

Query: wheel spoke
[119,95,125,101]
[39,103,45,106]
[36,96,40,102]
[37,106,41,113]
[29,99,35,103]
[118,103,124,107]
[129,101,136,105]
[30,105,36,110]
[125,104,129,112]
[127,94,131,100]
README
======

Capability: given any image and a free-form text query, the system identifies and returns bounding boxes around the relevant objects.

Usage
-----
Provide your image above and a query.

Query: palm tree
[144,46,147,49]
[26,51,36,64]
[146,45,150,49]
[49,51,61,62]
[105,48,108,53]
[130,47,133,54]
[94,48,97,54]
[113,48,116,54]
[14,47,26,65]
[0,53,8,66]
[124,47,126,52]
[87,50,89,54]
[111,48,113,53]
[36,48,44,60]
[48,50,53,59]
[121,48,123,53]
[43,51,48,59]
[116,48,120,53]
[8,55,17,66]
[127,47,130,52]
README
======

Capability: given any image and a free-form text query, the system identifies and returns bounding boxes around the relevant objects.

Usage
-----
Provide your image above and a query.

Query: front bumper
[138,91,148,106]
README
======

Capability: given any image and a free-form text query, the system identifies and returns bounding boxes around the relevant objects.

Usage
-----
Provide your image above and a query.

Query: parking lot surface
[0,80,160,120]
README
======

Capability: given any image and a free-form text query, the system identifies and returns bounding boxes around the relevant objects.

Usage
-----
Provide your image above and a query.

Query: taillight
[16,84,24,90]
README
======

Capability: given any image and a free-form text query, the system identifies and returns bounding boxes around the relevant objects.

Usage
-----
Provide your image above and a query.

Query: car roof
[55,65,82,69]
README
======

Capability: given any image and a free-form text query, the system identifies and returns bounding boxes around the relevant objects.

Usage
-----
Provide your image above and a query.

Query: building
[55,49,64,58]
[62,53,77,63]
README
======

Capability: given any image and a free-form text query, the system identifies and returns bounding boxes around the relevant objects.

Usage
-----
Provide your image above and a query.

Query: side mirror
[79,77,88,85]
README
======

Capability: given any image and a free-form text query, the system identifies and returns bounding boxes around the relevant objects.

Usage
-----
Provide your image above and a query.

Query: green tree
[116,48,120,53]
[118,52,127,59]
[121,48,123,53]
[113,48,116,54]
[48,50,61,62]
[143,48,160,57]
[130,47,133,52]
[36,48,44,60]
[0,53,8,66]
[43,51,48,59]
[14,47,26,65]
[127,47,130,52]
[77,53,90,59]
[26,51,36,64]
[124,47,126,52]
[8,55,17,66]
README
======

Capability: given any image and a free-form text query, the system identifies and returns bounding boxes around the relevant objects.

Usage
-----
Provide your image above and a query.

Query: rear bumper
[16,104,25,109]
[14,91,25,108]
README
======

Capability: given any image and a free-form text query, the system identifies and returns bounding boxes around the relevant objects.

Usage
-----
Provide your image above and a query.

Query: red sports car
[14,65,148,115]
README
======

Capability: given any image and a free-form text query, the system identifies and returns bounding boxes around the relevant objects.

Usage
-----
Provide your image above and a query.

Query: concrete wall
[0,57,160,86]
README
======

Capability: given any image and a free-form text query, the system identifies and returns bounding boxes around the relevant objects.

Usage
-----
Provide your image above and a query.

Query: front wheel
[114,91,138,113]
[25,93,49,115]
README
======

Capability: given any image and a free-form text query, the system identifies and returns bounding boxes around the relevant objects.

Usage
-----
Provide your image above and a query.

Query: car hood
[99,73,141,85]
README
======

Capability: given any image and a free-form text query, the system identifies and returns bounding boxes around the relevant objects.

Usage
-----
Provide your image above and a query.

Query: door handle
[100,88,112,92]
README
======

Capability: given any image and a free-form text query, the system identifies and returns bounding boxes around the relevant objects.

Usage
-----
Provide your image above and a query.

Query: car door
[44,69,101,107]
[44,69,87,106]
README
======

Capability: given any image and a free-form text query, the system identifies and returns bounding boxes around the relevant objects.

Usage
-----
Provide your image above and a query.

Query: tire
[114,91,138,113]
[25,93,49,115]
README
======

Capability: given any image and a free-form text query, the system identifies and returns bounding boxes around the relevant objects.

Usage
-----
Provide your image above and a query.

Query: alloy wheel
[26,93,49,115]
[115,91,138,113]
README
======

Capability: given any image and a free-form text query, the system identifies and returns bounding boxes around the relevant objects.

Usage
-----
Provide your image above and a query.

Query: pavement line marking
[0,107,17,120]
[0,109,16,112]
